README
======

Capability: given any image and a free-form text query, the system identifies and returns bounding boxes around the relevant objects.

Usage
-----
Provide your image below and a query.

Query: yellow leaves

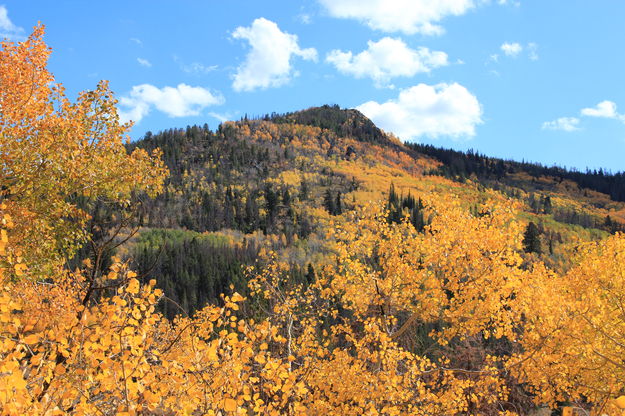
[54,364,66,376]
[113,296,127,307]
[231,292,245,303]
[14,263,27,276]
[22,333,39,344]
[126,278,140,295]
[0,26,167,278]
[509,233,625,409]
[142,389,159,406]
[223,397,237,412]
[614,396,625,409]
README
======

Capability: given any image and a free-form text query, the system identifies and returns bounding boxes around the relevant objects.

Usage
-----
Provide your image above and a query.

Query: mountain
[124,105,625,317]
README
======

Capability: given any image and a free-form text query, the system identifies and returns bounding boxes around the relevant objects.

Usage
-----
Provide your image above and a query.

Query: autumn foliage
[2,26,625,416]
[0,25,166,277]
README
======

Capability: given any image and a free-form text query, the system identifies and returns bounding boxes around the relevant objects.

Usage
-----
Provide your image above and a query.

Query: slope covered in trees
[412,143,625,215]
[4,26,625,415]
[118,104,625,315]
[119,100,625,314]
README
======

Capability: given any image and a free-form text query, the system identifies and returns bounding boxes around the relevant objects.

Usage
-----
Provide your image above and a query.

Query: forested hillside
[118,104,625,316]
[5,27,625,415]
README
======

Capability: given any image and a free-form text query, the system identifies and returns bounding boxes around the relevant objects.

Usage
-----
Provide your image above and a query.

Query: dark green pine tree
[522,221,542,254]
[335,191,343,215]
[299,180,309,201]
[324,189,336,215]
[387,183,402,223]
[306,263,316,283]
[264,184,279,226]
[542,195,553,214]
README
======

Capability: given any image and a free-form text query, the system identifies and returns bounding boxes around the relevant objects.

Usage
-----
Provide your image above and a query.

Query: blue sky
[3,1,625,172]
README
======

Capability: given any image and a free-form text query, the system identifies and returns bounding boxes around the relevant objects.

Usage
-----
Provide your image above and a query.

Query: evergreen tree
[542,195,553,214]
[306,263,316,283]
[282,188,291,206]
[522,222,542,254]
[299,180,309,201]
[324,189,336,215]
[335,191,343,215]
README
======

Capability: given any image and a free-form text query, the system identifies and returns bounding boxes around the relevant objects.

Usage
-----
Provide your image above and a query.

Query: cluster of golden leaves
[509,234,625,412]
[0,25,167,276]
[2,26,625,416]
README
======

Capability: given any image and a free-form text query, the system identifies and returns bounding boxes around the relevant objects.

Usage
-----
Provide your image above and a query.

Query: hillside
[121,105,625,317]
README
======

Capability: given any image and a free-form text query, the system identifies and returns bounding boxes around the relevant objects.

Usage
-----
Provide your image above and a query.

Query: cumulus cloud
[500,42,523,57]
[118,83,224,124]
[357,83,483,140]
[541,117,580,132]
[581,100,619,119]
[137,58,152,67]
[318,0,476,35]
[232,18,317,92]
[326,37,448,87]
[0,5,23,40]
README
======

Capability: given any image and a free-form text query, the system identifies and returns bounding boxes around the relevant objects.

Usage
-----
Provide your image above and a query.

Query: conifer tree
[323,189,336,215]
[335,191,343,215]
[522,221,542,254]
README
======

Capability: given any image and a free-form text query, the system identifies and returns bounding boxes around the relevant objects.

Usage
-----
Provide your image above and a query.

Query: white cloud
[118,83,224,124]
[357,83,483,140]
[541,117,580,132]
[208,112,232,123]
[492,42,537,63]
[500,42,523,57]
[581,100,619,119]
[298,13,312,24]
[0,5,23,39]
[173,56,218,74]
[326,37,448,87]
[182,62,218,74]
[232,18,317,92]
[137,58,152,67]
[318,0,476,35]
[130,37,143,46]
[543,101,625,133]
[498,0,520,6]
[527,42,538,60]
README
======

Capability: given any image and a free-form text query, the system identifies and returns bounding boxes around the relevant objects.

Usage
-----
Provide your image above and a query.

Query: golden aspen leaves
[224,397,238,412]
[0,25,166,278]
[126,278,140,295]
